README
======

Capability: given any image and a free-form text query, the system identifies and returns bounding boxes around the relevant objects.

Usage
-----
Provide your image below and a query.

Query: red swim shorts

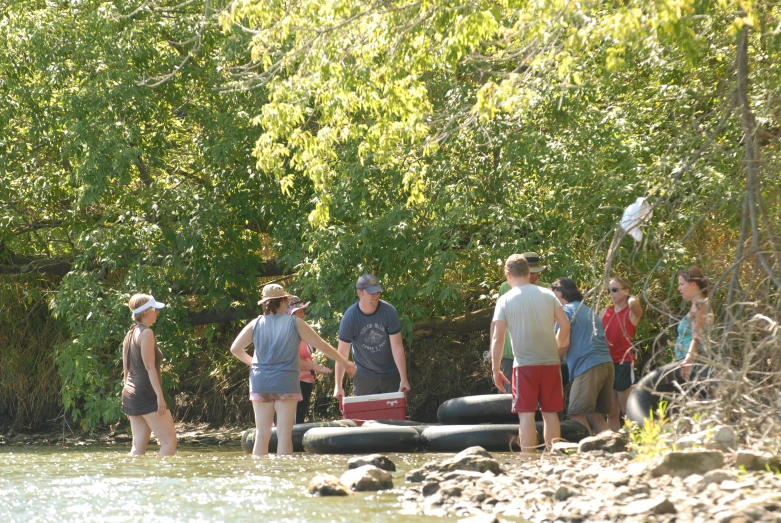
[511,365,564,413]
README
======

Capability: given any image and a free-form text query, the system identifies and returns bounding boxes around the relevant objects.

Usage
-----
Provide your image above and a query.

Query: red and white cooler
[341,392,407,421]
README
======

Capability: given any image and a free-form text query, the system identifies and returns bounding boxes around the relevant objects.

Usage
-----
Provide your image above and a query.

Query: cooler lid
[342,391,405,404]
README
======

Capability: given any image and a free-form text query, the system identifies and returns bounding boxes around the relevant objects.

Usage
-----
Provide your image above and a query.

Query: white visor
[132,296,166,315]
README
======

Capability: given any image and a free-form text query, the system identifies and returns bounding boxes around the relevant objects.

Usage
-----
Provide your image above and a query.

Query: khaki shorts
[568,361,614,415]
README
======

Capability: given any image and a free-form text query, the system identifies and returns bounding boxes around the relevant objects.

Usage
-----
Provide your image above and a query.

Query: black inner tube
[437,394,519,424]
[625,362,681,427]
[302,425,420,454]
[421,421,590,453]
[241,420,357,453]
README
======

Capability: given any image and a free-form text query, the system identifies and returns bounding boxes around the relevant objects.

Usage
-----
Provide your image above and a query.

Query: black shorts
[613,361,635,392]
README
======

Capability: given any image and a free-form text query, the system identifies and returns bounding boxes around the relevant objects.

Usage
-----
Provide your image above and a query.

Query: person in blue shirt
[551,278,615,435]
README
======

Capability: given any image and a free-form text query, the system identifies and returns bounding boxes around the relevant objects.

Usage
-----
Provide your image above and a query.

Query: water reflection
[0,447,481,522]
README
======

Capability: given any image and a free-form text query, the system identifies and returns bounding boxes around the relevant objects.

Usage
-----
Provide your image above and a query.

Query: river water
[0,445,508,522]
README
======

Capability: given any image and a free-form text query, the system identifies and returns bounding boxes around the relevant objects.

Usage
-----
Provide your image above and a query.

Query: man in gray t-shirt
[491,254,570,452]
[334,274,411,398]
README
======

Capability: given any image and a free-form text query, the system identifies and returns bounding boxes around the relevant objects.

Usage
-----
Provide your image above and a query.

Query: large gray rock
[735,450,781,472]
[406,462,441,483]
[308,474,351,496]
[675,425,737,451]
[340,465,393,491]
[347,454,396,472]
[456,446,494,459]
[577,431,628,454]
[438,447,503,475]
[650,450,724,478]
[406,446,502,483]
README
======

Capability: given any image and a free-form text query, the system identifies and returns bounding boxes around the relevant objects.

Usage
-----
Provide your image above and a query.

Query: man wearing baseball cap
[493,252,549,383]
[334,274,411,398]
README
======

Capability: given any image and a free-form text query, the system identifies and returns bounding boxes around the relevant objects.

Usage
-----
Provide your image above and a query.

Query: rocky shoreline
[0,423,243,447]
[308,431,781,523]
[401,448,780,522]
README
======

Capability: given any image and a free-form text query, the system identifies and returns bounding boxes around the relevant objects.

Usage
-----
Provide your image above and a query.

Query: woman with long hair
[121,294,178,456]
[285,295,332,423]
[230,284,357,456]
[599,275,644,431]
[674,267,710,379]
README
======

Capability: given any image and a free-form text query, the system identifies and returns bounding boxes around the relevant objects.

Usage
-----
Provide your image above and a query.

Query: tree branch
[0,254,73,277]
[188,302,494,335]
[737,18,781,290]
[412,308,493,339]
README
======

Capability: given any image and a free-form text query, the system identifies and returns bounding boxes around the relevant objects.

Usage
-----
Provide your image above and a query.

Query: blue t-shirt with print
[561,301,613,380]
[338,300,402,378]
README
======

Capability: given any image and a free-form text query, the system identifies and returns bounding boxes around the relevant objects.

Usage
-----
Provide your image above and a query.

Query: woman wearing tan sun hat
[229,284,357,456]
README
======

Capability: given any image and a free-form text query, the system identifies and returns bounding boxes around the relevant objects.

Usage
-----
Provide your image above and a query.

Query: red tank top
[602,305,637,363]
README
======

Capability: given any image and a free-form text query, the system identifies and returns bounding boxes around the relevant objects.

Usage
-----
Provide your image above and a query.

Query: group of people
[120,274,412,457]
[119,256,709,456]
[491,253,710,451]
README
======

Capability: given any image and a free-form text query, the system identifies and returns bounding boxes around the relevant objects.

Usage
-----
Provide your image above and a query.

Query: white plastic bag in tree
[620,197,653,241]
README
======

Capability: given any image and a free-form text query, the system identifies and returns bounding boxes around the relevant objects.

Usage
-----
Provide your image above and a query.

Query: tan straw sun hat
[522,252,549,273]
[258,283,292,304]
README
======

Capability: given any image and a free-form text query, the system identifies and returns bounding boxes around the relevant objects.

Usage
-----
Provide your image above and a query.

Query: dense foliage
[1,0,779,430]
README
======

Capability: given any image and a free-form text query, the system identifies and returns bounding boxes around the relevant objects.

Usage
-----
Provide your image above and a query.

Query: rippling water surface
[0,445,460,522]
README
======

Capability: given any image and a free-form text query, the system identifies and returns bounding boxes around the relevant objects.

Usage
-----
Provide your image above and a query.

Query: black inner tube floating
[625,362,681,427]
[302,425,421,454]
[241,420,357,453]
[421,421,590,453]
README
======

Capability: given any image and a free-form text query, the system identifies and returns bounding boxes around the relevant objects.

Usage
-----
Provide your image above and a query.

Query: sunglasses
[608,287,623,293]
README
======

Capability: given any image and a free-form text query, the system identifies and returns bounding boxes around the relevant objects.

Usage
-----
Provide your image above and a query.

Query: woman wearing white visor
[121,294,177,456]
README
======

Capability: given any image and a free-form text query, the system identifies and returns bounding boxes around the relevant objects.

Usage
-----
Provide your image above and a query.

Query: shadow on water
[0,446,534,522]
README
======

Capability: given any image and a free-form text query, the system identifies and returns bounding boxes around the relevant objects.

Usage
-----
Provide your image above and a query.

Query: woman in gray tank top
[229,284,358,456]
[121,293,177,456]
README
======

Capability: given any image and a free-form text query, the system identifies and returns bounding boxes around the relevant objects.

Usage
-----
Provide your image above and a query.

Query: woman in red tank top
[599,276,643,431]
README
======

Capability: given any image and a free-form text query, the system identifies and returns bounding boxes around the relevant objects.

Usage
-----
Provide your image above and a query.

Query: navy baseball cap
[355,274,383,294]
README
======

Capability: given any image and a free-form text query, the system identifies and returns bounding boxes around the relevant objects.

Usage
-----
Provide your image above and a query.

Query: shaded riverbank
[0,422,245,448]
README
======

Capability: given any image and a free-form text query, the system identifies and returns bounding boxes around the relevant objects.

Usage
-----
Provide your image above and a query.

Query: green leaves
[3,0,779,429]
